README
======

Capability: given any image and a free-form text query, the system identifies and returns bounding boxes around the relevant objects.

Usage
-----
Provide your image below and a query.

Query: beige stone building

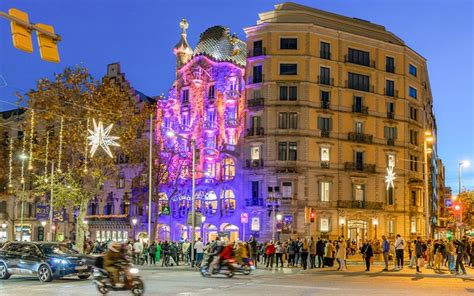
[242,2,439,243]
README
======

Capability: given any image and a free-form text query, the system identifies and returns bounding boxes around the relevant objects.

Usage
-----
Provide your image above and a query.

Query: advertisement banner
[35,204,66,222]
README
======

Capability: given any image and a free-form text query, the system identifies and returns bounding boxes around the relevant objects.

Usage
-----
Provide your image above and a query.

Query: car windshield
[41,244,78,256]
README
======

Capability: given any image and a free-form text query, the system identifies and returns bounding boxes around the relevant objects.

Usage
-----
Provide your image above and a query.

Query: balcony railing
[345,81,375,93]
[246,127,264,137]
[387,112,395,119]
[245,198,264,207]
[384,89,399,97]
[247,98,264,108]
[248,74,264,84]
[317,76,334,86]
[320,51,331,60]
[337,200,384,210]
[387,138,395,146]
[348,132,373,144]
[245,159,264,169]
[344,55,376,68]
[352,105,369,114]
[321,100,330,109]
[344,162,376,173]
[386,65,395,73]
[321,130,330,138]
[321,161,330,168]
[248,47,266,57]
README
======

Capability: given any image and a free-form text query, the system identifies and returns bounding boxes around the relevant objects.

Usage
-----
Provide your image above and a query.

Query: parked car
[0,241,93,282]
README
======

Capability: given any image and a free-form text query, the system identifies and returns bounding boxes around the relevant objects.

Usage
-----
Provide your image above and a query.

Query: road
[0,266,472,296]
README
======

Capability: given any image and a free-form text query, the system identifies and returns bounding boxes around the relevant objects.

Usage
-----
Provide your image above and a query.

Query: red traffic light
[454,204,461,211]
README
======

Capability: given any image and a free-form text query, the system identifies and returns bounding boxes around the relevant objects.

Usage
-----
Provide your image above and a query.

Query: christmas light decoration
[88,118,120,158]
[28,109,35,170]
[385,166,396,190]
[57,116,64,173]
[44,130,49,183]
[20,132,26,184]
[83,118,89,172]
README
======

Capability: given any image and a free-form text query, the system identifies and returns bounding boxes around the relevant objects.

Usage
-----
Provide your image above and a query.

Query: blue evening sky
[0,0,472,191]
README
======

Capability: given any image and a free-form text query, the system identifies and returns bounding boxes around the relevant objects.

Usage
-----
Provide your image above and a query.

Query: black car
[0,241,93,282]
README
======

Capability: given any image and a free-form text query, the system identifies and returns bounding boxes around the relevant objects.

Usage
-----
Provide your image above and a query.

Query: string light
[57,116,64,173]
[44,131,49,183]
[8,137,13,188]
[83,118,89,173]
[20,133,26,185]
[28,109,35,170]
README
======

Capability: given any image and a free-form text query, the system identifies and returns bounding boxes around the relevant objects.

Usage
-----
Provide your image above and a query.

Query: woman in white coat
[336,238,347,271]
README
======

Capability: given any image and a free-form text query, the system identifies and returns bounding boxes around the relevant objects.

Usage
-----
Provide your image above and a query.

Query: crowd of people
[82,234,474,275]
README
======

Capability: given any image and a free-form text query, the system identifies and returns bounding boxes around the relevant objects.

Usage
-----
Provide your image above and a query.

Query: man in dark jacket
[454,237,467,275]
[316,238,325,268]
[248,236,258,267]
[415,237,423,274]
[361,240,374,271]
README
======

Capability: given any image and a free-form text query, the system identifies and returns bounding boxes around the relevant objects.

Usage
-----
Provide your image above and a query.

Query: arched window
[194,190,205,213]
[220,189,236,216]
[204,191,217,216]
[88,196,99,215]
[222,158,235,181]
[104,193,114,215]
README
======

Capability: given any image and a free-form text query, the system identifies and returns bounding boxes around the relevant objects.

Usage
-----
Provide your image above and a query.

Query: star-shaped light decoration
[88,119,120,158]
[384,166,396,190]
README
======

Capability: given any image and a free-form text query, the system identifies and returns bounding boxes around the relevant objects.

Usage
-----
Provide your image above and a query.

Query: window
[384,126,397,140]
[252,65,263,83]
[278,142,288,161]
[289,112,297,129]
[410,130,419,146]
[253,40,263,56]
[387,102,395,115]
[409,86,417,99]
[222,158,235,180]
[387,220,395,236]
[409,64,417,77]
[320,218,330,232]
[221,189,236,215]
[355,121,363,134]
[279,86,297,101]
[411,190,417,205]
[354,184,365,201]
[387,187,394,205]
[348,48,370,66]
[181,89,189,104]
[280,38,297,49]
[353,96,363,112]
[410,155,418,172]
[250,146,261,160]
[321,147,330,162]
[282,182,293,198]
[319,67,330,85]
[280,64,297,75]
[321,91,330,104]
[388,154,396,168]
[289,142,297,160]
[208,85,215,99]
[250,116,261,130]
[355,151,364,168]
[278,112,288,129]
[251,181,260,205]
[410,107,418,121]
[410,218,417,234]
[348,72,370,92]
[386,56,395,73]
[385,80,395,97]
[117,175,125,189]
[320,182,330,202]
[318,117,332,132]
[320,42,331,59]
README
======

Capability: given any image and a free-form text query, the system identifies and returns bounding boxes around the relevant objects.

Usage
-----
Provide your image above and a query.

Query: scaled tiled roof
[193,26,247,68]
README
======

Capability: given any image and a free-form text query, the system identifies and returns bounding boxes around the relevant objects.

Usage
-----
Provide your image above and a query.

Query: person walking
[155,242,162,263]
[194,238,205,267]
[336,237,347,271]
[133,239,143,265]
[275,241,284,268]
[324,240,334,267]
[287,239,296,267]
[381,235,390,271]
[361,240,374,271]
[300,238,309,270]
[394,234,405,270]
[454,237,467,275]
[148,242,157,265]
[316,237,325,268]
[248,236,258,268]
[415,237,424,274]
[265,241,276,269]
[309,237,317,269]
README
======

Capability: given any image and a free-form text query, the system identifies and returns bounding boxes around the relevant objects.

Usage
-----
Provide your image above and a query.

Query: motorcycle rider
[208,240,224,274]
[104,242,128,287]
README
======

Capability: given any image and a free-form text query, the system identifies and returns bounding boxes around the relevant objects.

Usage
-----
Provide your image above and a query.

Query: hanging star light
[384,166,396,190]
[88,119,120,158]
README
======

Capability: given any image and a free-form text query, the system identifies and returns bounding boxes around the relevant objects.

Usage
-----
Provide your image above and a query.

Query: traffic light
[9,8,33,53]
[36,23,60,63]
[310,208,315,223]
[446,230,453,240]
[453,202,461,214]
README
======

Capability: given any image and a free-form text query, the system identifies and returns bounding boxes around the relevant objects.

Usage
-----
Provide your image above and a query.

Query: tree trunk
[75,198,88,253]
[151,201,159,242]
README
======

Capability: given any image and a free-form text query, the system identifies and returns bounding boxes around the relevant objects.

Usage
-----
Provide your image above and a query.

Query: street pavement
[0,264,472,296]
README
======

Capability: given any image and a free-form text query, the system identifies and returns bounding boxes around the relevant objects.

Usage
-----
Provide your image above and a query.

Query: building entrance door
[347,220,367,247]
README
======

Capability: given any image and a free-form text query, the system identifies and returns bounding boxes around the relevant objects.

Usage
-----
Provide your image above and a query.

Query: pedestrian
[309,237,316,269]
[394,234,405,270]
[148,242,157,265]
[194,238,205,267]
[248,236,258,268]
[361,239,374,271]
[381,235,390,271]
[265,240,276,269]
[324,240,334,267]
[182,239,190,265]
[275,241,284,268]
[300,238,309,270]
[155,241,162,263]
[316,237,325,268]
[336,237,347,271]
[415,237,424,274]
[454,237,467,275]
[133,239,143,265]
[287,239,296,267]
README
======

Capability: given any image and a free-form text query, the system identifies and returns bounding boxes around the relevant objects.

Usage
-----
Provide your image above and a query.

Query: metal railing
[321,130,330,138]
[337,200,384,210]
[247,98,264,108]
[248,47,266,57]
[348,132,373,144]
[387,112,395,119]
[245,159,264,169]
[352,105,369,114]
[321,100,330,109]
[344,162,376,173]
[246,127,264,137]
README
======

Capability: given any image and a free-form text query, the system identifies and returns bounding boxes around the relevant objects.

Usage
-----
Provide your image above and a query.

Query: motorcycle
[232,258,255,275]
[93,263,144,296]
[200,255,235,278]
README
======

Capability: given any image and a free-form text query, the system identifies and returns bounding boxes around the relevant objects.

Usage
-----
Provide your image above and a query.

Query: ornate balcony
[344,162,376,173]
[203,120,218,131]
[321,100,330,109]
[245,159,264,169]
[248,47,266,57]
[352,105,369,114]
[337,200,384,210]
[387,112,395,119]
[348,132,373,144]
[247,98,264,109]
[387,139,395,146]
[321,161,330,169]
[321,130,330,138]
[246,127,264,137]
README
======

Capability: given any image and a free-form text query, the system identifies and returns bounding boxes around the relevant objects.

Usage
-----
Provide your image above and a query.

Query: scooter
[200,256,235,278]
[93,263,145,295]
[232,258,255,275]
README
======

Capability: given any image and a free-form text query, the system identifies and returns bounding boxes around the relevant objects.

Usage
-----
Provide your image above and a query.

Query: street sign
[161,205,170,215]
[241,213,248,224]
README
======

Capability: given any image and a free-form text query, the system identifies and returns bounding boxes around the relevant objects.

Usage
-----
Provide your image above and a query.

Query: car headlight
[129,267,139,274]
[53,258,68,264]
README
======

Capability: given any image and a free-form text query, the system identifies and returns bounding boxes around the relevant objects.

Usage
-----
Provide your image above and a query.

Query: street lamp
[166,128,197,265]
[267,186,281,243]
[1,223,7,229]
[423,131,434,239]
[132,218,138,240]
[458,160,469,238]
[339,217,345,237]
[41,221,46,227]
[372,218,378,239]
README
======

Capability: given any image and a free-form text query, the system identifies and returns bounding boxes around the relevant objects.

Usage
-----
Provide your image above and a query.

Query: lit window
[387,220,394,236]
[222,158,235,180]
[410,218,417,234]
[221,189,236,216]
[321,147,330,162]
[320,182,330,202]
[250,146,261,160]
[204,191,218,215]
[281,182,293,198]
[354,184,365,201]
[320,218,330,232]
[181,89,189,104]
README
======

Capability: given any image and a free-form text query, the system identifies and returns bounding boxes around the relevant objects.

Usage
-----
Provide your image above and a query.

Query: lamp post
[458,160,469,238]
[267,186,280,242]
[276,213,282,241]
[132,218,138,240]
[148,113,153,242]
[423,132,433,239]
